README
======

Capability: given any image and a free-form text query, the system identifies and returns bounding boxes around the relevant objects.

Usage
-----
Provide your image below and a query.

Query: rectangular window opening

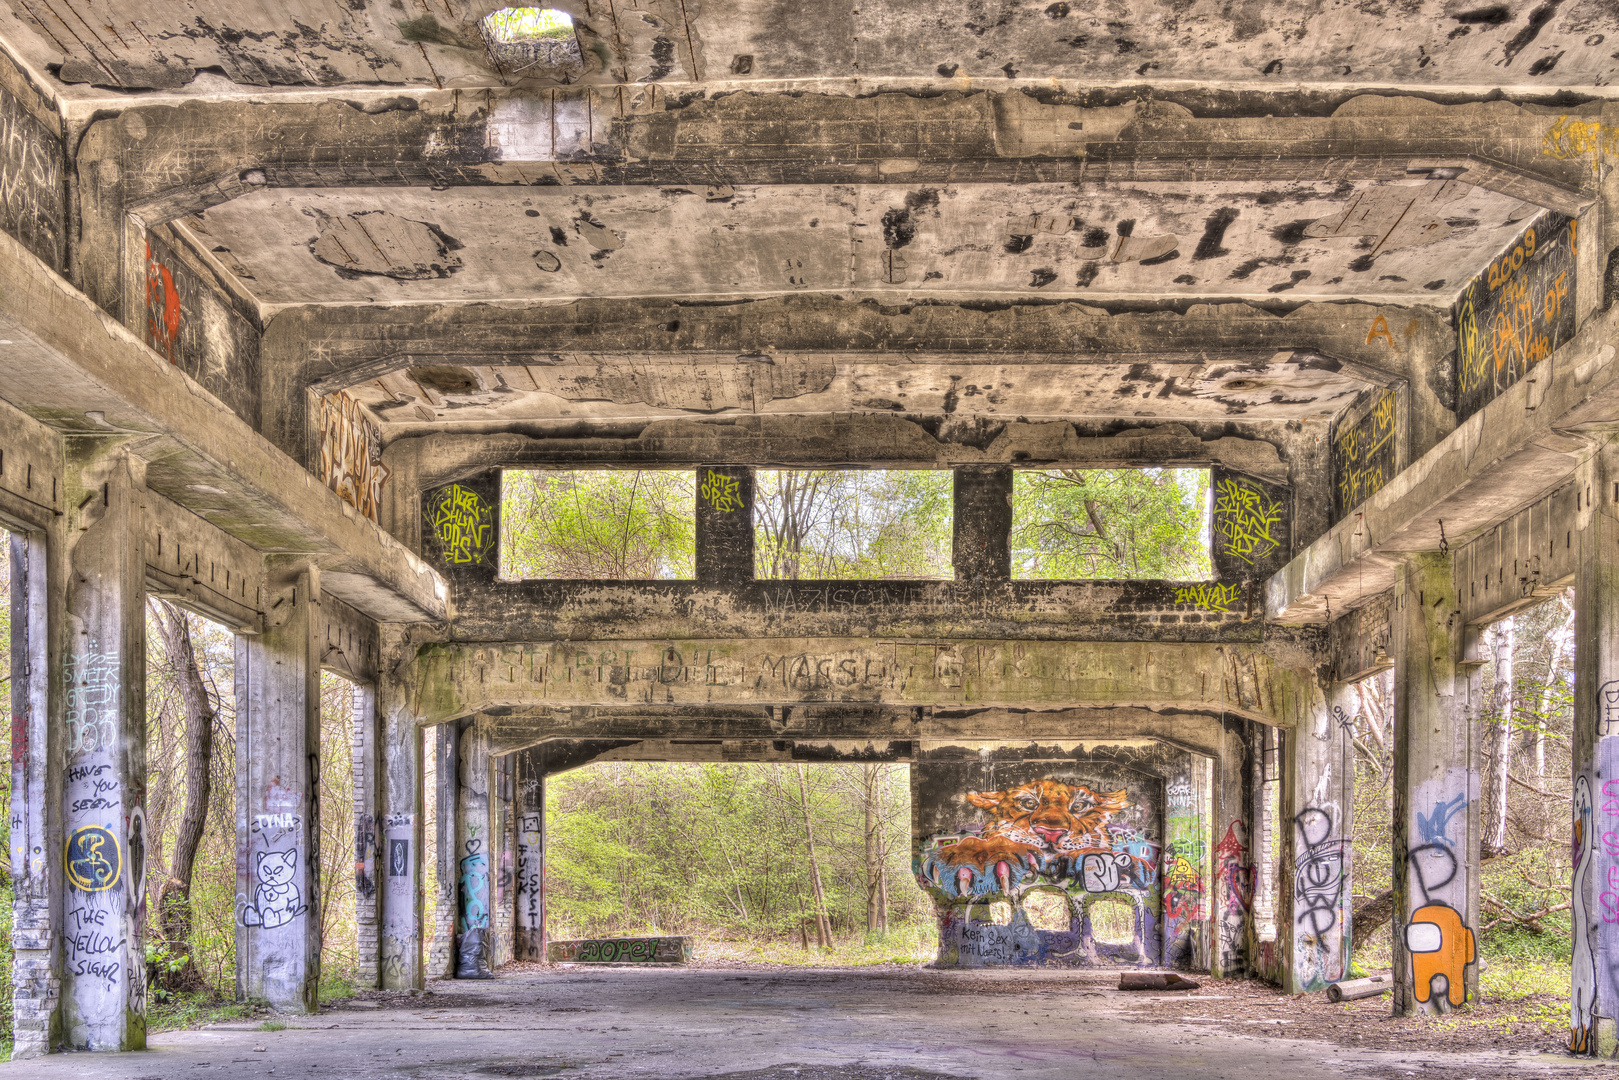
[500,470,696,581]
[1011,467,1213,581]
[753,469,952,581]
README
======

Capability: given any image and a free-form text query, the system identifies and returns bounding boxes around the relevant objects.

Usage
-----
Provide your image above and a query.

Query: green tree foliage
[1011,468,1212,580]
[754,470,952,580]
[502,470,695,580]
[544,763,929,943]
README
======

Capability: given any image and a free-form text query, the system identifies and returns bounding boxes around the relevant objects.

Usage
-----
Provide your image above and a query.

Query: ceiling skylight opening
[480,6,582,76]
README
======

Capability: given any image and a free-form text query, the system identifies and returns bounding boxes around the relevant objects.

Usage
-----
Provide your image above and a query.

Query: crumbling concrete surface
[0,967,1605,1080]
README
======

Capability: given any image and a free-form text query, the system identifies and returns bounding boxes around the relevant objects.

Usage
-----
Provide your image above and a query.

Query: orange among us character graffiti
[1406,903,1476,1008]
[919,779,1129,899]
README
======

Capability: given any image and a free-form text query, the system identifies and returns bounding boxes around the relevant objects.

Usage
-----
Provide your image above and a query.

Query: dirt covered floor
[0,964,1601,1080]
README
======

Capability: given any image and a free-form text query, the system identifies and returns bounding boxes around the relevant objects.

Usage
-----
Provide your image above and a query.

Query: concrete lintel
[143,487,266,633]
[1266,301,1619,625]
[0,228,449,624]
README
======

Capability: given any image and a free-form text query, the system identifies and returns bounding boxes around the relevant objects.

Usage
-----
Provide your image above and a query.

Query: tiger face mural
[919,779,1131,899]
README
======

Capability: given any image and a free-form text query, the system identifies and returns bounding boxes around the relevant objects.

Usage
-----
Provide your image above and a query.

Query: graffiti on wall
[700,471,744,513]
[1213,477,1285,568]
[426,483,495,567]
[1453,215,1576,422]
[317,391,391,523]
[65,645,118,756]
[1404,770,1478,1009]
[1572,775,1596,1054]
[144,240,183,365]
[1293,806,1347,990]
[0,87,66,270]
[915,772,1167,969]
[381,813,415,983]
[1173,582,1243,613]
[238,813,308,929]
[456,833,494,979]
[1215,822,1252,973]
[1333,390,1396,520]
[516,812,543,949]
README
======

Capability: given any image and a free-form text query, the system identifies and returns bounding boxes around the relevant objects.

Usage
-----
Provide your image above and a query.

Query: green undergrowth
[695,924,939,967]
[147,992,262,1035]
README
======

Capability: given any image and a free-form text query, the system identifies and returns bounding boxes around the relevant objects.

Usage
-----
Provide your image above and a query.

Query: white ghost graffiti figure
[239,850,308,929]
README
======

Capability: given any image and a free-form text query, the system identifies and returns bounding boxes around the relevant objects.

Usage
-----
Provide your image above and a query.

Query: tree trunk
[1485,618,1515,857]
[795,764,834,949]
[863,765,879,934]
[1350,889,1396,956]
[154,600,215,987]
[1531,601,1574,777]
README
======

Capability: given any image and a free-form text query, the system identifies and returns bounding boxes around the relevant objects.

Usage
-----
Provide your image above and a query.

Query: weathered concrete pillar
[351,681,381,988]
[1210,718,1255,979]
[60,446,147,1050]
[1279,685,1356,994]
[426,723,457,979]
[454,718,494,979]
[1572,438,1619,1056]
[696,466,753,584]
[514,748,545,961]
[1162,754,1210,970]
[490,753,514,969]
[952,467,1012,582]
[235,561,321,1012]
[1391,553,1481,1016]
[378,628,423,991]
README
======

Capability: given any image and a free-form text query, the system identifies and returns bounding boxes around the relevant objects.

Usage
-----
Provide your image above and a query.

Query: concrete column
[426,723,457,979]
[952,467,1012,582]
[514,748,545,961]
[1211,718,1255,978]
[352,681,381,988]
[1162,754,1210,970]
[60,446,147,1050]
[490,754,514,969]
[378,629,423,991]
[1279,684,1356,994]
[1391,553,1481,1015]
[234,561,321,1012]
[1572,438,1619,1056]
[696,466,753,584]
[454,718,494,979]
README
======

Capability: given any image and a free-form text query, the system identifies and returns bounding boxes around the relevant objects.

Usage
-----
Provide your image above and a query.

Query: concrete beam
[0,227,448,624]
[1266,299,1619,625]
[409,638,1323,729]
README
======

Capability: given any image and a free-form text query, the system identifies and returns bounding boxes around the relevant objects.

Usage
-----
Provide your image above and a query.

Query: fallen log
[1119,972,1201,991]
[1326,974,1392,1002]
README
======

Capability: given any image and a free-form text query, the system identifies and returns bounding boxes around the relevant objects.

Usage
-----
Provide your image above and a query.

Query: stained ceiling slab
[189,178,1538,305]
[331,350,1382,430]
[5,0,1611,93]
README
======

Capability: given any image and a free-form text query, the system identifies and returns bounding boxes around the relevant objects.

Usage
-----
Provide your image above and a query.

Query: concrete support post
[10,517,63,1058]
[1211,718,1255,978]
[352,681,381,988]
[378,627,423,991]
[60,446,147,1050]
[1162,754,1210,970]
[1391,553,1481,1016]
[490,754,514,969]
[426,723,457,979]
[1280,685,1356,994]
[454,718,494,979]
[696,467,753,584]
[1572,438,1619,1056]
[514,748,545,961]
[952,467,1012,582]
[235,561,321,1013]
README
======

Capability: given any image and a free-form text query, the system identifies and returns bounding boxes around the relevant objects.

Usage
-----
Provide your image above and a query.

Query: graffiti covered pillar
[1211,718,1255,978]
[1161,754,1210,970]
[455,717,494,978]
[696,466,753,584]
[490,754,514,968]
[378,627,423,991]
[514,748,545,960]
[1279,684,1355,994]
[60,445,147,1050]
[426,723,458,978]
[1391,553,1481,1016]
[1572,438,1619,1056]
[235,560,321,1012]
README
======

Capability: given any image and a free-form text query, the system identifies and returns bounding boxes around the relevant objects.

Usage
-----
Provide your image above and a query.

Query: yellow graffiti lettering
[1365,315,1394,349]
[700,472,744,513]
[317,391,390,523]
[1213,478,1284,567]
[1174,582,1243,613]
[1542,115,1619,178]
[430,484,493,565]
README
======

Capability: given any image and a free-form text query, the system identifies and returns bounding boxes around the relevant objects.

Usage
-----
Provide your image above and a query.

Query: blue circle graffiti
[65,825,121,891]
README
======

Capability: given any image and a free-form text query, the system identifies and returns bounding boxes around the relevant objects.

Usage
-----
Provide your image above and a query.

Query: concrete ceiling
[189,178,1539,306]
[7,0,1613,94]
[328,349,1381,432]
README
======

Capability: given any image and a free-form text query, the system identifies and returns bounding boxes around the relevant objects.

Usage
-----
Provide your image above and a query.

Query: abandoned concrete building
[0,0,1614,1070]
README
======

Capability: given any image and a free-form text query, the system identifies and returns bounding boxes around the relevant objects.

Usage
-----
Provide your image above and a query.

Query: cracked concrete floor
[0,968,1607,1080]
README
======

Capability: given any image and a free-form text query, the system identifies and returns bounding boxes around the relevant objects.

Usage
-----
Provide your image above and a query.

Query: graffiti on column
[238,813,308,929]
[1597,680,1619,737]
[456,831,494,978]
[317,391,391,523]
[1405,771,1478,1008]
[701,471,744,513]
[355,813,377,902]
[65,646,118,755]
[1213,477,1284,567]
[516,813,543,940]
[144,240,182,364]
[1572,775,1596,1054]
[1332,390,1397,520]
[426,483,495,567]
[381,813,415,982]
[914,774,1161,968]
[1215,821,1252,972]
[1293,806,1347,991]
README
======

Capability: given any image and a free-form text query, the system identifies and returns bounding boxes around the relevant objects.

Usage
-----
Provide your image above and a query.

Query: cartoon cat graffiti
[238,850,308,929]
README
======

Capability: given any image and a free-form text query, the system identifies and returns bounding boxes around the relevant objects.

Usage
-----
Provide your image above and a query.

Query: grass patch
[696,924,938,967]
[258,1020,287,1032]
[147,992,261,1035]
